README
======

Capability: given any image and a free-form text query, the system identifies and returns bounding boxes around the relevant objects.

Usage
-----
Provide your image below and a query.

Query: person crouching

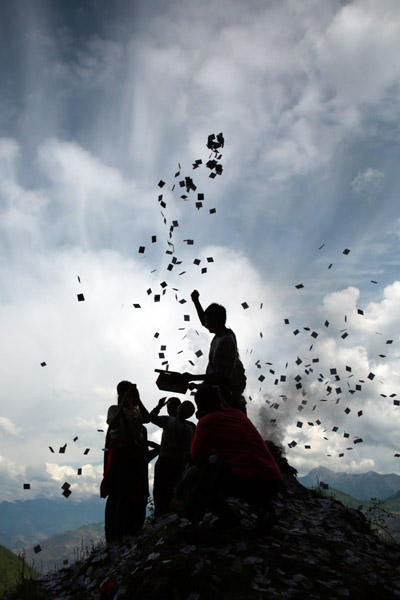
[181,385,283,528]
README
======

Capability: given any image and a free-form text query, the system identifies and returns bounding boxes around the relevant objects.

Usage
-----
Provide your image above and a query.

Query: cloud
[0,417,20,436]
[1,0,400,498]
[352,168,384,198]
[0,225,286,499]
[0,456,26,501]
[0,455,24,479]
[252,280,400,476]
[46,462,103,499]
[346,458,375,473]
[316,0,400,106]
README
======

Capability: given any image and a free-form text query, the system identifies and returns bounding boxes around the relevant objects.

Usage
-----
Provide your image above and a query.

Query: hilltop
[7,478,400,599]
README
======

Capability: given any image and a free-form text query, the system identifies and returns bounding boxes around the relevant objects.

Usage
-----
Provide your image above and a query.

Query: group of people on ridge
[100,291,283,543]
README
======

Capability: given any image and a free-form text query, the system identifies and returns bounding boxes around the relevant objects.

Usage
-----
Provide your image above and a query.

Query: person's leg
[129,498,148,535]
[221,475,282,530]
[105,494,116,543]
[194,459,242,525]
[105,458,128,542]
[152,458,164,517]
[245,479,283,532]
[124,468,149,536]
[167,458,186,506]
[177,462,223,522]
[175,465,200,517]
[153,457,180,517]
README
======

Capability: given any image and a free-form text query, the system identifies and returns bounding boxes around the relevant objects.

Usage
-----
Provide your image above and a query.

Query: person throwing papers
[182,290,247,412]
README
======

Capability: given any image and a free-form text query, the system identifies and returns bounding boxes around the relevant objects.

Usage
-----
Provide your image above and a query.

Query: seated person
[180,386,283,527]
[149,397,195,517]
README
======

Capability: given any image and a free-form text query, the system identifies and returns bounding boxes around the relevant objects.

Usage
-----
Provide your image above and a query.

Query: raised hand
[191,289,200,302]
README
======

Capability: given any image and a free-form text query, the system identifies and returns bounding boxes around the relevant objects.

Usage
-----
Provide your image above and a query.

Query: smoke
[256,396,292,446]
[254,365,349,450]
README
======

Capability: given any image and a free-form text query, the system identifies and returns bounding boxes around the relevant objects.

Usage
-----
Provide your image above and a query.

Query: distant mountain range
[298,466,400,500]
[2,470,400,581]
[13,484,400,576]
[8,473,400,600]
[2,467,400,573]
[0,496,104,550]
[22,522,104,574]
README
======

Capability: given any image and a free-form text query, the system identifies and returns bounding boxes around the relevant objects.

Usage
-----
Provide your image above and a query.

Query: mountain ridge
[0,496,104,550]
[5,454,400,599]
[8,482,400,599]
[298,465,400,499]
[21,522,104,575]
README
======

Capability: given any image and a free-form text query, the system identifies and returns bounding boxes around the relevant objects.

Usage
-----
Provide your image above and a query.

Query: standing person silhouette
[182,290,247,412]
[150,397,195,517]
[100,381,151,543]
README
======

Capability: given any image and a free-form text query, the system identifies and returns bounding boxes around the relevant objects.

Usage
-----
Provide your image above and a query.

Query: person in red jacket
[181,385,283,527]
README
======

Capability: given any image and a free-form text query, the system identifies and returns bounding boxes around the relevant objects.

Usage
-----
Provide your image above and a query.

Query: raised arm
[149,397,170,427]
[149,397,166,421]
[191,290,206,327]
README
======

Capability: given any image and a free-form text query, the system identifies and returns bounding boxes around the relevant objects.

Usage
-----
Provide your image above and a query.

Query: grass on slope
[311,486,400,541]
[0,545,38,598]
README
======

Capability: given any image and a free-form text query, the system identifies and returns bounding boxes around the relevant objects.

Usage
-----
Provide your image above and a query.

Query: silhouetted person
[183,290,247,411]
[178,386,282,528]
[150,397,195,517]
[100,381,151,543]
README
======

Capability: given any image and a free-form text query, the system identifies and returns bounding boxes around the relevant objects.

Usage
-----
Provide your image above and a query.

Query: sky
[1,0,400,502]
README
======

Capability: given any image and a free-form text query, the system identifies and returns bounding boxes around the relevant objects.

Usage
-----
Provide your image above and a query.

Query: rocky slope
[7,482,400,600]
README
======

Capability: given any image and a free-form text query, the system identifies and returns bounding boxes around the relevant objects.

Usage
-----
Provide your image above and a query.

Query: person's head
[177,400,195,422]
[204,303,226,333]
[194,385,222,419]
[117,380,139,407]
[166,396,181,417]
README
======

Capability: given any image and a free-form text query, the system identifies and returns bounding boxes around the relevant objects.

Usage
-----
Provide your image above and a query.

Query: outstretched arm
[147,441,161,462]
[182,372,223,385]
[191,290,206,327]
